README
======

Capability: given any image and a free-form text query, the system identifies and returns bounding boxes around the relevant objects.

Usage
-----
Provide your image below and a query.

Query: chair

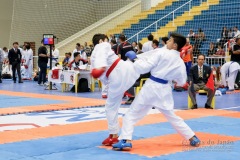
[135,78,148,95]
[91,79,102,92]
[188,90,215,109]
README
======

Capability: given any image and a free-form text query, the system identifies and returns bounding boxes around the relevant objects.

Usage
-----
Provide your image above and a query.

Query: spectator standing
[228,28,234,39]
[142,34,154,52]
[180,38,193,80]
[219,27,228,47]
[38,40,49,85]
[131,41,138,52]
[233,26,240,37]
[160,37,169,48]
[8,42,23,83]
[187,29,195,45]
[137,43,143,54]
[231,38,240,88]
[70,43,81,61]
[117,34,134,61]
[152,39,159,49]
[195,28,205,49]
[51,45,59,67]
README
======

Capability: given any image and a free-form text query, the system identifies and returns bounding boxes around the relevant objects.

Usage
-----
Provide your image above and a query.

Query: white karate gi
[91,42,139,134]
[142,41,154,52]
[21,49,33,79]
[70,49,87,62]
[20,49,28,79]
[119,48,195,140]
[221,61,240,90]
[52,49,59,67]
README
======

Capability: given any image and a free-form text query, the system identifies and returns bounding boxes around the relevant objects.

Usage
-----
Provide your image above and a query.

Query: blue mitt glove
[125,51,137,61]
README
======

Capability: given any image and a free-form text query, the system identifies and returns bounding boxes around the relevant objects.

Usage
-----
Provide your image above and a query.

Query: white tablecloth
[48,69,92,87]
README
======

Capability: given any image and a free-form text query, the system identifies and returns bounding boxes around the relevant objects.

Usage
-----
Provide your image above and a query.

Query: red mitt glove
[91,68,105,78]
[24,65,28,69]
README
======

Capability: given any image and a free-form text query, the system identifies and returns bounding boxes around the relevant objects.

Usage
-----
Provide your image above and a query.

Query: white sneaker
[37,83,43,86]
[43,82,48,86]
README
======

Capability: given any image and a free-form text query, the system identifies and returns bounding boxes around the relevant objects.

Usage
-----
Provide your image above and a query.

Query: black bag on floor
[2,74,12,79]
[71,78,90,92]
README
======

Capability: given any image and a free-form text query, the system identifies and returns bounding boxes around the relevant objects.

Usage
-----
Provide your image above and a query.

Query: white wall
[141,0,165,11]
[151,0,165,7]
[0,0,133,48]
[0,0,13,48]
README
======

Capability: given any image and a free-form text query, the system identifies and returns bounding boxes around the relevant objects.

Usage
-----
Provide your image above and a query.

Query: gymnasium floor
[0,79,239,160]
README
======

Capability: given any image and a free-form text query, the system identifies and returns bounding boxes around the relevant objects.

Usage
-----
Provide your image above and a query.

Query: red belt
[106,58,121,78]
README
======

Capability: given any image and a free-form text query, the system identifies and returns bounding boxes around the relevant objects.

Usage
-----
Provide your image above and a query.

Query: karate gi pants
[119,80,195,140]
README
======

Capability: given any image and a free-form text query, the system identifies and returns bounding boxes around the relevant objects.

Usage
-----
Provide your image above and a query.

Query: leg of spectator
[203,86,215,106]
[188,84,200,105]
[185,61,192,82]
[16,63,22,82]
[12,62,17,82]
[42,66,47,84]
[38,65,43,85]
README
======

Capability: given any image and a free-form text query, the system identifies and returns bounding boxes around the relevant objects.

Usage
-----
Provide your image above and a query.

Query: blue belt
[150,75,168,84]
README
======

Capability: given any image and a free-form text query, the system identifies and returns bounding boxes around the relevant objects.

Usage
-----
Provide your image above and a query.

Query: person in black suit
[38,40,49,85]
[8,42,22,83]
[188,54,215,109]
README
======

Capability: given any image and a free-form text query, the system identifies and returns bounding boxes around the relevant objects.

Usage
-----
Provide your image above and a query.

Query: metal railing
[31,56,227,70]
[127,0,209,42]
[193,56,228,66]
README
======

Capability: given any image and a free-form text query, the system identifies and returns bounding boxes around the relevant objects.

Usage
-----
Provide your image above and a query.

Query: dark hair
[55,63,60,67]
[119,34,126,42]
[3,47,7,51]
[161,37,169,44]
[74,52,80,58]
[25,42,30,49]
[76,43,80,47]
[65,52,71,56]
[111,39,117,44]
[199,28,203,32]
[138,42,143,50]
[148,34,154,41]
[92,34,108,46]
[197,54,205,60]
[152,39,159,46]
[13,42,18,45]
[170,33,186,51]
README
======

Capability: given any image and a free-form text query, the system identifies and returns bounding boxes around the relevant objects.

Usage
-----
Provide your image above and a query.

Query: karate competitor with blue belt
[113,33,200,151]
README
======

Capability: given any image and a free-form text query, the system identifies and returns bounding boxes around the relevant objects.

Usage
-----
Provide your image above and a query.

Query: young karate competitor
[23,43,33,79]
[221,61,240,91]
[112,33,200,150]
[90,34,139,146]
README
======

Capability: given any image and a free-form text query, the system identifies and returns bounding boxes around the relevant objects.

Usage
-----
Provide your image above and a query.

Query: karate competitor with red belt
[90,34,139,146]
[112,33,200,151]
